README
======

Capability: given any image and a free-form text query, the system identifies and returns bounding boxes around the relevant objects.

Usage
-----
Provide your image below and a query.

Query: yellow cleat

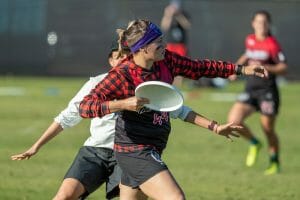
[264,162,280,175]
[246,143,262,167]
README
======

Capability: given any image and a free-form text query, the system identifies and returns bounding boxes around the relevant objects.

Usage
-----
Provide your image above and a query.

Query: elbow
[279,64,288,75]
[78,107,90,118]
[280,69,287,76]
[79,100,106,118]
[282,66,288,75]
[78,101,95,118]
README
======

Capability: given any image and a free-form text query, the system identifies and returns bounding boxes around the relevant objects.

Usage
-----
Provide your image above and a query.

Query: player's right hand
[11,147,38,160]
[122,96,150,112]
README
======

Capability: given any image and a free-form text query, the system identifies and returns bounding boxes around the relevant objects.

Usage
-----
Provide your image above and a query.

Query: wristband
[235,64,244,75]
[208,120,218,132]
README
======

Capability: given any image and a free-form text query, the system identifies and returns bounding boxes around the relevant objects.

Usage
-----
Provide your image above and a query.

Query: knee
[52,178,85,200]
[176,193,186,200]
[53,191,75,200]
[166,191,185,200]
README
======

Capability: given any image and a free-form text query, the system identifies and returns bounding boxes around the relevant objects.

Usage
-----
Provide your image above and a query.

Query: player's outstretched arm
[11,122,63,160]
[11,77,106,160]
[184,111,242,142]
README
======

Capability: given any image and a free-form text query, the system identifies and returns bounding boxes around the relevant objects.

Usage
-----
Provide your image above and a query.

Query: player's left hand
[244,64,269,78]
[215,122,243,142]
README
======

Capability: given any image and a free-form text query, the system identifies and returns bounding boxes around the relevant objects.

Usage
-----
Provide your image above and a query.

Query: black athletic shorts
[115,146,168,188]
[237,88,280,116]
[64,146,121,199]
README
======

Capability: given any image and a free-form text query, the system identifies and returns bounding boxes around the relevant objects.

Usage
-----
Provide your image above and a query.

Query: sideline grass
[1,76,299,199]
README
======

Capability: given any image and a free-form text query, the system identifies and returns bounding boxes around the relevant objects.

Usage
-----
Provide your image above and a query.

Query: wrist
[208,120,218,133]
[117,99,125,110]
[213,124,219,134]
[32,144,40,151]
[235,64,244,75]
[108,100,124,113]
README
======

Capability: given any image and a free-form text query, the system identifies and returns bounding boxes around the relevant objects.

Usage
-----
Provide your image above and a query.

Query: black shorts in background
[237,88,280,116]
[115,147,168,188]
[64,146,121,200]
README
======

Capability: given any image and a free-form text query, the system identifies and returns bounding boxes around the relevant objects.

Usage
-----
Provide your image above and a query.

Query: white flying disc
[135,81,184,112]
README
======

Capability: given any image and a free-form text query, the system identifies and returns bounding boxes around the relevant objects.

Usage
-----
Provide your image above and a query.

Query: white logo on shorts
[260,101,275,115]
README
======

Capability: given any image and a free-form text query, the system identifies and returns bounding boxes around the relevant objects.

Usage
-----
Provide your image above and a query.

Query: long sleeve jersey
[79,50,236,151]
[55,72,192,149]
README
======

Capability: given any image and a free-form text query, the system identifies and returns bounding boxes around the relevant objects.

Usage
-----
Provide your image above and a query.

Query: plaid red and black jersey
[79,49,236,152]
[163,49,236,79]
[79,49,236,118]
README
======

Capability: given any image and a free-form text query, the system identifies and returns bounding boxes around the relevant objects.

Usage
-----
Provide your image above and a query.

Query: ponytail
[115,19,151,55]
[116,28,127,58]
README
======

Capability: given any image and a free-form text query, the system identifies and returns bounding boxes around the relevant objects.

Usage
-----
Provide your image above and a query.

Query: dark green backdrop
[0,0,299,79]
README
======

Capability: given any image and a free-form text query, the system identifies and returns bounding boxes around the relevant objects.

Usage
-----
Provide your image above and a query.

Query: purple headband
[129,22,162,53]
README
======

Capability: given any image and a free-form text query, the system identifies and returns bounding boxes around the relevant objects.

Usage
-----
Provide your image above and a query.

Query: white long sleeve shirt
[54,73,192,149]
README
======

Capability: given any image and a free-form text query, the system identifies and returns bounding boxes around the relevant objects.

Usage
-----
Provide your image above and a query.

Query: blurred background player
[161,1,227,89]
[161,0,191,87]
[228,10,287,175]
[161,0,190,57]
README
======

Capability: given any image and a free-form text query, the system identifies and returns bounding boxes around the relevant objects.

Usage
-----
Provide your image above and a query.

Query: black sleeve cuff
[235,64,244,75]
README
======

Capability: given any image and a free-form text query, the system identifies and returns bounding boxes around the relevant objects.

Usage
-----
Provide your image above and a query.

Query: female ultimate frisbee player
[11,39,240,200]
[79,19,268,199]
[227,10,287,175]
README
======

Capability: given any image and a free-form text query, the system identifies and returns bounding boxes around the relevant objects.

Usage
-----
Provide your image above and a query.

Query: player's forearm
[236,54,248,65]
[265,62,287,75]
[175,14,191,29]
[160,16,172,31]
[108,99,127,113]
[185,111,217,132]
[32,121,63,151]
[168,51,236,79]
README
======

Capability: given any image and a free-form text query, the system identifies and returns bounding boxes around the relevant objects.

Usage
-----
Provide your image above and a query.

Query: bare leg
[53,178,86,200]
[228,102,262,167]
[260,115,279,161]
[119,183,148,200]
[227,102,256,140]
[139,170,185,200]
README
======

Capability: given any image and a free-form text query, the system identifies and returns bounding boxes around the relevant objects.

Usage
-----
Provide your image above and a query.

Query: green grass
[1,76,300,199]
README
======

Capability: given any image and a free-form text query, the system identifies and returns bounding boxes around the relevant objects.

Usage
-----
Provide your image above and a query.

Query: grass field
[1,76,300,200]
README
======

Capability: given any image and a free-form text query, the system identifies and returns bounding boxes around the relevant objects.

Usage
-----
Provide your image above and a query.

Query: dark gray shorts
[237,89,280,116]
[64,146,121,199]
[115,147,168,188]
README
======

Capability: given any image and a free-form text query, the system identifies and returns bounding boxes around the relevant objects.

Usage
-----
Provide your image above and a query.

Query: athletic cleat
[264,162,280,175]
[245,143,262,167]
